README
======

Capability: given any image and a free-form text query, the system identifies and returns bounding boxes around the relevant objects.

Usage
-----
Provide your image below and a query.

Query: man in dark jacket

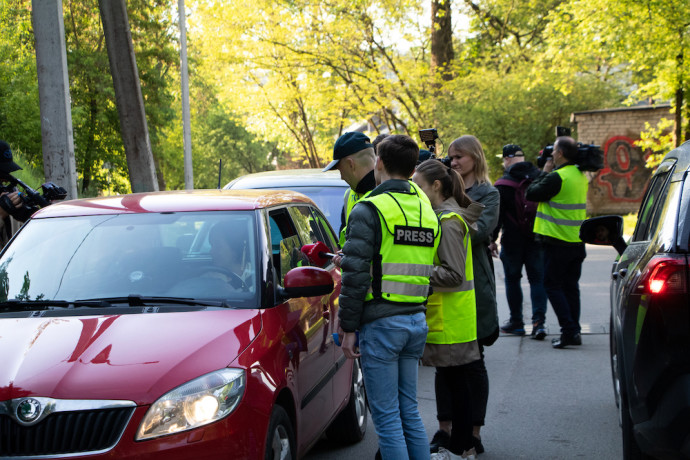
[526,136,588,349]
[338,134,440,459]
[493,144,548,339]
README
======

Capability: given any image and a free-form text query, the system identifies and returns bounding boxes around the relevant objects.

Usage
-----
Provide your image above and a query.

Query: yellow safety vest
[533,165,588,243]
[339,188,370,247]
[360,182,441,305]
[426,211,477,345]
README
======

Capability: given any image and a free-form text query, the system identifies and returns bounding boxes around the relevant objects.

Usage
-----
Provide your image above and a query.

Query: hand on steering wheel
[200,266,247,290]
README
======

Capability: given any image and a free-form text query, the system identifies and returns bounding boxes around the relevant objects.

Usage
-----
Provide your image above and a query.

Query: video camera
[537,126,604,172]
[418,128,452,167]
[0,172,67,222]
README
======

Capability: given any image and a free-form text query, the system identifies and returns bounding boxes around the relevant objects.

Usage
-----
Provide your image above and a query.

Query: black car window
[289,206,316,247]
[268,208,307,285]
[310,207,339,253]
[633,171,672,242]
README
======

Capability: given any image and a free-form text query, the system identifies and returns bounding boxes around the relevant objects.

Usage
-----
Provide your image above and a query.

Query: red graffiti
[595,136,650,203]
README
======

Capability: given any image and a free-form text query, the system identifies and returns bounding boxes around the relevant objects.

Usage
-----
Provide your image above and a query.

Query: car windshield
[279,186,344,232]
[0,211,259,308]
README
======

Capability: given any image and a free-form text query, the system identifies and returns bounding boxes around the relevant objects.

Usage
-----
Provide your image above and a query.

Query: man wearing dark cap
[0,141,27,245]
[491,144,548,339]
[323,132,377,253]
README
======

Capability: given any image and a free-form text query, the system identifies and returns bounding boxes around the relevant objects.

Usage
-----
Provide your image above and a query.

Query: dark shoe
[500,320,525,336]
[430,429,451,453]
[551,333,582,349]
[531,323,547,341]
[472,435,484,454]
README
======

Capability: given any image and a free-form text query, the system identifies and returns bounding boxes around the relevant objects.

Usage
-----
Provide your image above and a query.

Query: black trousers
[434,362,476,454]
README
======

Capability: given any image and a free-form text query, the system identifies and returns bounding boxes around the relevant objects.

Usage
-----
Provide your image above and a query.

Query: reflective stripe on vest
[361,181,440,305]
[339,188,370,246]
[426,211,477,345]
[533,165,588,243]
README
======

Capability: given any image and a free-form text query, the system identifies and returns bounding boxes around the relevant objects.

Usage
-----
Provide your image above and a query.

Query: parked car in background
[0,189,366,459]
[580,141,690,459]
[224,169,349,236]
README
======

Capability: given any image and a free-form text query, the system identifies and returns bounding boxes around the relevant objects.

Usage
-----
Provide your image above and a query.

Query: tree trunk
[99,0,159,192]
[430,0,454,81]
[32,0,79,200]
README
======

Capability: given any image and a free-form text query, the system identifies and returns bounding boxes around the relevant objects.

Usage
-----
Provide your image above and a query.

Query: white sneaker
[430,448,463,460]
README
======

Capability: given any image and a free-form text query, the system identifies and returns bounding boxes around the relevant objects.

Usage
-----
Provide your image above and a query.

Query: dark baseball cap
[0,141,22,173]
[502,144,524,158]
[323,132,373,172]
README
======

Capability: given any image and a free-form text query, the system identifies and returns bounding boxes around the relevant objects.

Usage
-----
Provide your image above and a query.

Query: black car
[581,141,690,459]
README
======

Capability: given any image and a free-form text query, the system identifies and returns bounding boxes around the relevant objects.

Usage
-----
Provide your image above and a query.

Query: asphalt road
[306,244,622,459]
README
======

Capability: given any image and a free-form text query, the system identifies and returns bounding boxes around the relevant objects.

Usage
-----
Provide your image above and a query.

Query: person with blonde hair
[432,135,498,454]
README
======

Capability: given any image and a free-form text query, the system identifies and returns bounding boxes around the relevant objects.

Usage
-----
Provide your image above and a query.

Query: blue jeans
[499,239,548,325]
[359,312,430,460]
[543,242,586,336]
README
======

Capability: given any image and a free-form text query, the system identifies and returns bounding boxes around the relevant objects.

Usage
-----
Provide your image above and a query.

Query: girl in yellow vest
[413,159,486,460]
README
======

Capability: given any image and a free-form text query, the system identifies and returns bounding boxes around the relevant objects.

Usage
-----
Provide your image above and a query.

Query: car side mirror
[580,215,627,255]
[279,266,334,299]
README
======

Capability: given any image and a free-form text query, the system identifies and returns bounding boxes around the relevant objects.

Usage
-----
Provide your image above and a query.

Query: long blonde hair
[448,135,491,184]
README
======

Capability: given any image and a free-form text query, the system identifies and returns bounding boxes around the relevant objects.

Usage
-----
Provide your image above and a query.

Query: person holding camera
[526,136,588,349]
[0,141,31,244]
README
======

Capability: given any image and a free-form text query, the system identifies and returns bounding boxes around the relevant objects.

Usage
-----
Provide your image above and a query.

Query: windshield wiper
[78,295,228,308]
[0,299,111,312]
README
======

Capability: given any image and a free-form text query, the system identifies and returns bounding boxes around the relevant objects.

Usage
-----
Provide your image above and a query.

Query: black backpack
[494,177,538,237]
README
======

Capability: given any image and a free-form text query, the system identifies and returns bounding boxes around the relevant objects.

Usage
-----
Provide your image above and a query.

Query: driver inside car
[206,221,250,290]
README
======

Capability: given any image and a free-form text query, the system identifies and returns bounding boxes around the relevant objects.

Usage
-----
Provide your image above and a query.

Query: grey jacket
[338,179,433,332]
[466,181,500,341]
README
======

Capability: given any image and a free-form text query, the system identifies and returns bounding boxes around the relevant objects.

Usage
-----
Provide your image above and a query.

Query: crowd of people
[328,130,589,459]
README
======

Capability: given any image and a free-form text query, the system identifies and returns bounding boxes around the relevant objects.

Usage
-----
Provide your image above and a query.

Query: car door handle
[613,268,628,279]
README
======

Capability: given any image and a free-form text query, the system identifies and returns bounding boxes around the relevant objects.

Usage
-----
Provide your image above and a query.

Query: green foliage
[636,118,675,170]
[0,1,42,168]
[436,62,620,179]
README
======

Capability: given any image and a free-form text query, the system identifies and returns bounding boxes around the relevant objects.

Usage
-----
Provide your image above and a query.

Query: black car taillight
[636,254,687,295]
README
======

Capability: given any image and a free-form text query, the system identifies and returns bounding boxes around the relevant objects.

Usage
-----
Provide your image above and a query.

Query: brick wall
[571,104,672,215]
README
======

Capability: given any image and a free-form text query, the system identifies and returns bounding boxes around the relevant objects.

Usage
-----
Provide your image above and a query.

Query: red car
[0,189,366,459]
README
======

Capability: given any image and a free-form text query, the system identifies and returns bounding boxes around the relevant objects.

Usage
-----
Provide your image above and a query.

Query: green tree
[543,0,689,146]
[0,1,42,167]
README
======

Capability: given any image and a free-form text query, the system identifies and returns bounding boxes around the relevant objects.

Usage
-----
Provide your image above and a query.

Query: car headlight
[136,368,245,440]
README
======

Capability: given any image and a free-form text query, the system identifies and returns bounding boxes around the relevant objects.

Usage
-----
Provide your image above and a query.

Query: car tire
[264,405,296,460]
[326,358,367,444]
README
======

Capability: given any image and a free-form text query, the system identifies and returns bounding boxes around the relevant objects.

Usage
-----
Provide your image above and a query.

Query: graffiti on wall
[594,135,651,203]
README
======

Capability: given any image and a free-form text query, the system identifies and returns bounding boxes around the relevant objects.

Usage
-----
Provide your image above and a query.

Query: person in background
[413,159,484,460]
[0,140,28,246]
[492,144,548,340]
[526,136,588,349]
[338,134,440,459]
[323,132,377,258]
[444,135,499,454]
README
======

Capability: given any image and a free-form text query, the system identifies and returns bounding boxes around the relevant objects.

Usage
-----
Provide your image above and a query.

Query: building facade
[571,104,672,215]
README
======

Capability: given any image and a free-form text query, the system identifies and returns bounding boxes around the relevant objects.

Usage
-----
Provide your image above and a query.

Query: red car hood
[0,309,261,404]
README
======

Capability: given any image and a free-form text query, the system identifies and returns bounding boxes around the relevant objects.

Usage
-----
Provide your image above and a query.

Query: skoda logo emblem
[16,398,42,423]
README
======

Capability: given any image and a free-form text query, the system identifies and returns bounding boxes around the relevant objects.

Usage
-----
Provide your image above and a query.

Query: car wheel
[264,405,295,460]
[326,358,367,444]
